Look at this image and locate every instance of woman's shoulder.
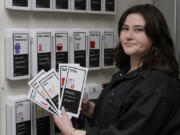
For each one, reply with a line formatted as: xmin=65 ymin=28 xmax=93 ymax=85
xmin=148 ymin=70 xmax=179 ymax=84
xmin=145 ymin=69 xmax=180 ymax=101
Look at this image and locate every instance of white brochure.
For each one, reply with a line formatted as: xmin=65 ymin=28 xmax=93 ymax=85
xmin=28 ymin=70 xmax=58 ymax=113
xmin=27 ymin=88 xmax=59 ymax=116
xmin=58 ymin=63 xmax=79 ymax=109
xmin=39 ymin=69 xmax=59 ymax=112
xmin=59 ymin=66 xmax=88 ymax=118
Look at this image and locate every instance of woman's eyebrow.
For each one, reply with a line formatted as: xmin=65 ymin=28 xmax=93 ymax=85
xmin=122 ymin=24 xmax=144 ymax=27
xmin=133 ymin=25 xmax=144 ymax=28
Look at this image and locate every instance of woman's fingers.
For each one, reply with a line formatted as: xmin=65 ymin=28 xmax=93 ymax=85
xmin=62 ymin=107 xmax=69 ymax=118
xmin=82 ymin=98 xmax=89 ymax=104
xmin=53 ymin=114 xmax=60 ymax=121
xmin=81 ymin=98 xmax=90 ymax=114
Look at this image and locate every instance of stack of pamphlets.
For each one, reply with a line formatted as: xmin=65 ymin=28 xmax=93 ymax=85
xmin=27 ymin=64 xmax=88 ymax=118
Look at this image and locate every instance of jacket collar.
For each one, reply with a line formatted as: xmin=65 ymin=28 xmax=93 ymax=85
xmin=119 ymin=67 xmax=151 ymax=79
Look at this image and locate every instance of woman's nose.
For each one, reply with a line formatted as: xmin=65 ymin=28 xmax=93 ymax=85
xmin=126 ymin=30 xmax=133 ymax=39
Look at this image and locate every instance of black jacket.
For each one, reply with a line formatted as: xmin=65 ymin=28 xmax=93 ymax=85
xmin=86 ymin=68 xmax=180 ymax=135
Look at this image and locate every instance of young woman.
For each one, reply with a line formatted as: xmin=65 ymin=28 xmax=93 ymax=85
xmin=54 ymin=4 xmax=180 ymax=135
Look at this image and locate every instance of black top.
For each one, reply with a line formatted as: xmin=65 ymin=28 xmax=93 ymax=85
xmin=86 ymin=68 xmax=180 ymax=135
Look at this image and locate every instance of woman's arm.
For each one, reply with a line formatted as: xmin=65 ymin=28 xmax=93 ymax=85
xmin=70 ymin=129 xmax=86 ymax=135
xmin=53 ymin=108 xmax=86 ymax=135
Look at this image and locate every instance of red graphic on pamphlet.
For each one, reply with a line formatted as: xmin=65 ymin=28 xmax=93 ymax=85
xmin=90 ymin=41 xmax=95 ymax=48
xmin=57 ymin=43 xmax=63 ymax=52
xmin=39 ymin=44 xmax=43 ymax=52
xmin=67 ymin=78 xmax=75 ymax=89
xmin=41 ymin=101 xmax=48 ymax=107
xmin=61 ymin=77 xmax=65 ymax=87
xmin=18 ymin=112 xmax=24 ymax=122
xmin=71 ymin=84 xmax=74 ymax=89
xmin=76 ymin=43 xmax=80 ymax=50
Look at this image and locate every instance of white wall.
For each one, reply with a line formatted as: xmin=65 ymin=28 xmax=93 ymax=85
xmin=0 ymin=0 xmax=153 ymax=134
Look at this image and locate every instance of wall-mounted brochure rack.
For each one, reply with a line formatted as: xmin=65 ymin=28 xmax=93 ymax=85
xmin=102 ymin=29 xmax=116 ymax=69
xmin=52 ymin=29 xmax=71 ymax=71
xmin=53 ymin=0 xmax=71 ymax=12
xmin=5 ymin=0 xmax=32 ymax=10
xmin=103 ymin=0 xmax=116 ymax=14
xmin=5 ymin=28 xmax=116 ymax=80
xmin=71 ymin=29 xmax=88 ymax=67
xmin=32 ymin=0 xmax=53 ymax=11
xmin=30 ymin=29 xmax=53 ymax=77
xmin=89 ymin=0 xmax=103 ymax=14
xmin=4 ymin=0 xmax=116 ymax=14
xmin=6 ymin=95 xmax=32 ymax=135
xmin=71 ymin=0 xmax=88 ymax=13
xmin=5 ymin=29 xmax=31 ymax=80
xmin=32 ymin=104 xmax=52 ymax=135
xmin=88 ymin=29 xmax=102 ymax=70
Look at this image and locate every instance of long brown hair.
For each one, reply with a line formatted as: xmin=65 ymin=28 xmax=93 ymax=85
xmin=114 ymin=4 xmax=179 ymax=78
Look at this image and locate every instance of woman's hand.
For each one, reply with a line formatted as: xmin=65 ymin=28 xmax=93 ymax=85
xmin=53 ymin=107 xmax=74 ymax=135
xmin=81 ymin=98 xmax=90 ymax=114
xmin=81 ymin=98 xmax=95 ymax=118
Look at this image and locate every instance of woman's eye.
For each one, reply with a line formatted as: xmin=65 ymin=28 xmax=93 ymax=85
xmin=121 ymin=27 xmax=128 ymax=31
xmin=135 ymin=28 xmax=144 ymax=32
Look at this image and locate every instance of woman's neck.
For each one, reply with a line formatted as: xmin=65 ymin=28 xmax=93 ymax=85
xmin=129 ymin=57 xmax=142 ymax=72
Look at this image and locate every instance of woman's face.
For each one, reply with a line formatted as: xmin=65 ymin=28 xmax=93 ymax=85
xmin=120 ymin=13 xmax=152 ymax=59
